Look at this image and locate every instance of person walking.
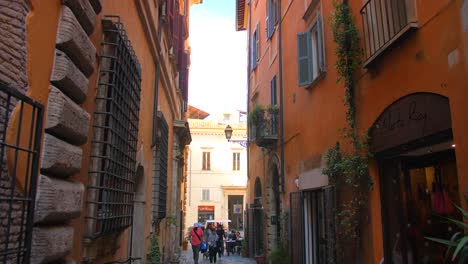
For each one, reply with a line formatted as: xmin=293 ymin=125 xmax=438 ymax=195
xmin=190 ymin=223 xmax=204 ymax=264
xmin=215 ymin=224 xmax=225 ymax=258
xmin=207 ymin=229 xmax=219 ymax=263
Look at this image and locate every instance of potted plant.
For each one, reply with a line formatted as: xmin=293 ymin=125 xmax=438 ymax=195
xmin=425 ymin=204 xmax=468 ymax=263
xmin=248 ymin=104 xmax=264 ymax=126
xmin=269 ymin=243 xmax=290 ymax=264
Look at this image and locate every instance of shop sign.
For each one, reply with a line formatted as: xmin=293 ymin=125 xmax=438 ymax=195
xmin=371 ymin=93 xmax=451 ymax=153
xmin=198 ymin=205 xmax=214 ymax=212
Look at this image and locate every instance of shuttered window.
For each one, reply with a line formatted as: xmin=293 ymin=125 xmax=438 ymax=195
xmin=270 ymin=75 xmax=277 ymax=106
xmin=266 ymin=0 xmax=276 ymax=39
xmin=233 ymin=152 xmax=241 ymax=171
xmin=202 ymin=189 xmax=210 ymax=201
xmin=153 ymin=112 xmax=169 ymax=220
xmin=202 ymin=152 xmax=211 ymax=171
xmin=252 ymin=24 xmax=260 ymax=70
xmin=297 ymin=15 xmax=325 ymax=86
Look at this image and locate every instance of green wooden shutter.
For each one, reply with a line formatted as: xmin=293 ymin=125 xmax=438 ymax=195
xmin=256 ymin=24 xmax=260 ymax=62
xmin=252 ymin=28 xmax=257 ymax=69
xmin=271 ymin=75 xmax=277 ymax=105
xmin=317 ymin=15 xmax=325 ymax=73
xmin=266 ymin=0 xmax=270 ymax=38
xmin=297 ymin=32 xmax=312 ymax=86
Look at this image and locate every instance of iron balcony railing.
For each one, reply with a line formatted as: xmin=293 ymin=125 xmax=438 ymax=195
xmin=253 ymin=109 xmax=279 ymax=148
xmin=360 ymin=0 xmax=418 ymax=66
xmin=0 ymin=83 xmax=44 ymax=263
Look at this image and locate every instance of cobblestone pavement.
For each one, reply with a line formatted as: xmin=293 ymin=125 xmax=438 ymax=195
xmin=180 ymin=249 xmax=256 ymax=264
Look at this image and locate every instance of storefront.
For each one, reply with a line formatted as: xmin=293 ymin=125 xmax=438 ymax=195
xmin=372 ymin=93 xmax=461 ymax=263
xmin=198 ymin=205 xmax=215 ymax=223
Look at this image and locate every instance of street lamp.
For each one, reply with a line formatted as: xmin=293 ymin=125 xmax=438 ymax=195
xmin=224 ymin=125 xmax=248 ymax=147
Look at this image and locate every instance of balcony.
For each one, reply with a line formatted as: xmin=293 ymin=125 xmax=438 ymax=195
xmin=360 ymin=0 xmax=418 ymax=66
xmin=250 ymin=108 xmax=279 ymax=148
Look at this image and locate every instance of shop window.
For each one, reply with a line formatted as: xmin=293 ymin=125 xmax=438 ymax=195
xmin=87 ymin=17 xmax=141 ymax=238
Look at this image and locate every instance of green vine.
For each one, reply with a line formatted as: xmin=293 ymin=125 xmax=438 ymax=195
xmin=247 ymin=104 xmax=279 ymax=125
xmin=323 ymin=0 xmax=373 ymax=248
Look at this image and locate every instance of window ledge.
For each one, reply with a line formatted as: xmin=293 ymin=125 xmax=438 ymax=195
xmin=363 ymin=22 xmax=418 ymax=68
xmin=303 ymin=71 xmax=326 ymax=90
xmin=303 ymin=0 xmax=320 ymax=21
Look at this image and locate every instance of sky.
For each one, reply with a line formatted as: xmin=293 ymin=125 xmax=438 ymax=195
xmin=189 ymin=0 xmax=247 ymax=115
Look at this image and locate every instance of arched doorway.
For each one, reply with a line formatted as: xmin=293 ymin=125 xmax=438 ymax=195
xmin=131 ymin=166 xmax=145 ymax=263
xmin=249 ymin=177 xmax=264 ymax=257
xmin=266 ymin=154 xmax=282 ymax=248
xmin=371 ymin=93 xmax=461 ymax=264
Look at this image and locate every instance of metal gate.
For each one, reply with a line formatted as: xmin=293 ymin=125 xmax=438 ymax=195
xmin=290 ymin=192 xmax=304 ymax=264
xmin=290 ymin=187 xmax=337 ymax=264
xmin=247 ymin=206 xmax=264 ymax=257
xmin=0 ymin=83 xmax=43 ymax=263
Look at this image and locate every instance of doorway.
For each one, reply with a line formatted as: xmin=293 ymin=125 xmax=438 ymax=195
xmin=228 ymin=195 xmax=244 ymax=230
xmin=131 ymin=166 xmax=145 ymax=263
xmin=372 ymin=93 xmax=461 ymax=264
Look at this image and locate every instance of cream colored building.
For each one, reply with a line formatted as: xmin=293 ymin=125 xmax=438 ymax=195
xmin=186 ymin=110 xmax=247 ymax=231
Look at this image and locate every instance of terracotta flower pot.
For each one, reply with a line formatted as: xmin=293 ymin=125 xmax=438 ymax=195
xmin=254 ymin=255 xmax=264 ymax=264
xmin=182 ymin=241 xmax=188 ymax=250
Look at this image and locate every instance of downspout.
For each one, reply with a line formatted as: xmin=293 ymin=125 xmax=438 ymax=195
xmin=278 ymin=0 xmax=285 ymax=197
xmin=247 ymin=2 xmax=252 ymax=189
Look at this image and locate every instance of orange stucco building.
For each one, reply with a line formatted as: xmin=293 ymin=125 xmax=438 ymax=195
xmin=237 ymin=0 xmax=468 ymax=263
xmin=0 ymin=0 xmax=195 ymax=263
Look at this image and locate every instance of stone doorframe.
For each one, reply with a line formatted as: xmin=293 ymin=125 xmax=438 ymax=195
xmin=265 ymin=153 xmax=283 ymax=252
xmin=131 ymin=165 xmax=146 ymax=263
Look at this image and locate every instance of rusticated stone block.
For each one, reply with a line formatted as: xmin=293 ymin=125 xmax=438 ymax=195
xmin=45 ymin=86 xmax=90 ymax=145
xmin=88 ymin=0 xmax=102 ymax=14
xmin=51 ymin=49 xmax=88 ymax=103
xmin=63 ymin=0 xmax=96 ymax=35
xmin=56 ymin=6 xmax=96 ymax=77
xmin=41 ymin=133 xmax=82 ymax=178
xmin=31 ymin=226 xmax=73 ymax=264
xmin=34 ymin=175 xmax=84 ymax=224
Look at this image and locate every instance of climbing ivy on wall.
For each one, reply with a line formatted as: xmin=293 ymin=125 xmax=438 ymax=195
xmin=323 ymin=0 xmax=373 ymax=250
xmin=147 ymin=235 xmax=161 ymax=264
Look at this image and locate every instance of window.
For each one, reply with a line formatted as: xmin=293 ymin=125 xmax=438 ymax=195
xmin=153 ymin=112 xmax=169 ymax=220
xmin=202 ymin=189 xmax=210 ymax=200
xmin=266 ymin=0 xmax=277 ymax=39
xmin=233 ymin=152 xmax=241 ymax=171
xmin=297 ymin=15 xmax=325 ymax=86
xmin=270 ymin=76 xmax=277 ymax=106
xmin=87 ymin=17 xmax=142 ymax=237
xmin=224 ymin=114 xmax=231 ymax=121
xmin=251 ymin=24 xmax=260 ymax=70
xmin=202 ymin=152 xmax=211 ymax=170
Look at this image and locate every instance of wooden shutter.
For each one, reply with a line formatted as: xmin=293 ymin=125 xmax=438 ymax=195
xmin=266 ymin=0 xmax=270 ymax=38
xmin=270 ymin=76 xmax=277 ymax=105
xmin=207 ymin=152 xmax=211 ymax=170
xmin=317 ymin=15 xmax=325 ymax=73
xmin=255 ymin=24 xmax=260 ymax=62
xmin=297 ymin=32 xmax=312 ymax=86
xmin=252 ymin=28 xmax=257 ymax=69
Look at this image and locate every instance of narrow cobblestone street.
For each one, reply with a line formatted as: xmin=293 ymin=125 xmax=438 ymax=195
xmin=180 ymin=250 xmax=256 ymax=264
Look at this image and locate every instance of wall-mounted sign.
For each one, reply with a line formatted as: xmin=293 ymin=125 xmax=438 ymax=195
xmin=233 ymin=204 xmax=242 ymax=214
xmin=198 ymin=205 xmax=214 ymax=212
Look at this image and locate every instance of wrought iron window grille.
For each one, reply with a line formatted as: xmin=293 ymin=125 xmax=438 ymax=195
xmin=152 ymin=112 xmax=168 ymax=221
xmin=86 ymin=16 xmax=142 ymax=239
xmin=0 ymin=82 xmax=44 ymax=263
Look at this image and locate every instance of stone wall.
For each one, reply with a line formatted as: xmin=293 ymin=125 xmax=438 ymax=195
xmin=30 ymin=1 xmax=101 ymax=263
xmin=0 ymin=1 xmax=30 ymax=263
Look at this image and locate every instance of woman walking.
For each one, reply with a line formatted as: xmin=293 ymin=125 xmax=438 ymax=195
xmin=190 ymin=223 xmax=204 ymax=264
xmin=207 ymin=229 xmax=219 ymax=263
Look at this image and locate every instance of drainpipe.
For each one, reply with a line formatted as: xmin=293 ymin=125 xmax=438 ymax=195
xmin=247 ymin=1 xmax=252 ymax=193
xmin=278 ymin=0 xmax=285 ymax=196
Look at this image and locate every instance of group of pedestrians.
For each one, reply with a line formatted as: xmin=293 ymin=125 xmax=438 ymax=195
xmin=189 ymin=222 xmax=241 ymax=264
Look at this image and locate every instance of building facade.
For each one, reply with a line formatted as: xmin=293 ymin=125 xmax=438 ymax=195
xmin=186 ymin=110 xmax=247 ymax=233
xmin=0 ymin=0 xmax=196 ymax=263
xmin=237 ymin=0 xmax=468 ymax=263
